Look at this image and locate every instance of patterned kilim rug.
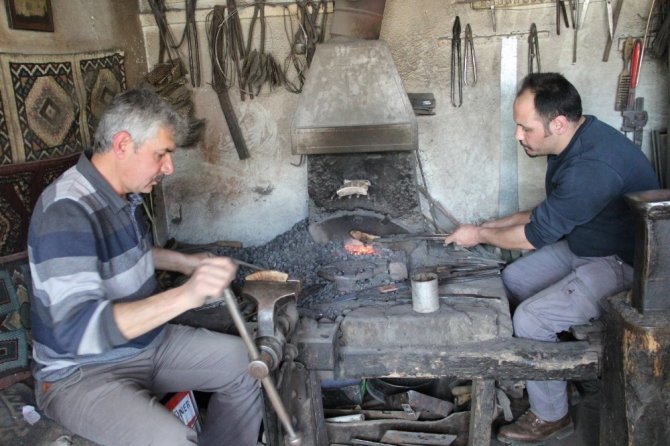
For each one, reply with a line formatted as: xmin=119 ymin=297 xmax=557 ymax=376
xmin=0 ymin=256 xmax=31 ymax=385
xmin=0 ymin=90 xmax=10 ymax=165
xmin=0 ymin=153 xmax=79 ymax=257
xmin=0 ymin=49 xmax=126 ymax=164
xmin=79 ymin=52 xmax=127 ymax=144
xmin=0 ymin=50 xmax=126 ymax=446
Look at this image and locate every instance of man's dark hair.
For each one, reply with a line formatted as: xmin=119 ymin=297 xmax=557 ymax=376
xmin=518 ymin=73 xmax=582 ymax=133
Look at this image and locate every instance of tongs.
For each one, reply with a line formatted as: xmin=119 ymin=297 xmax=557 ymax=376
xmin=451 ymin=16 xmax=462 ymax=107
xmin=556 ymin=0 xmax=569 ymax=35
xmin=463 ymin=23 xmax=476 ymax=86
xmin=350 ymin=230 xmax=450 ymax=245
xmin=528 ymin=23 xmax=541 ymax=74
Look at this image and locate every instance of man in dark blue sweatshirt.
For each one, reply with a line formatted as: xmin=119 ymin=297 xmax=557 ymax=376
xmin=445 ymin=72 xmax=659 ymax=444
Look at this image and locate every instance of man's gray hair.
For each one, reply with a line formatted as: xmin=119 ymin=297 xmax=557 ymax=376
xmin=92 ymin=88 xmax=194 ymax=153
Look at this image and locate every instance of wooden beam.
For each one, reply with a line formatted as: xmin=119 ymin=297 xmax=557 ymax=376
xmin=334 ymin=338 xmax=600 ymax=381
xmin=468 ymin=379 xmax=495 ymax=446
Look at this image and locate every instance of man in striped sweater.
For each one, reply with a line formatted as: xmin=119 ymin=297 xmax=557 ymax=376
xmin=28 ymin=89 xmax=262 ymax=445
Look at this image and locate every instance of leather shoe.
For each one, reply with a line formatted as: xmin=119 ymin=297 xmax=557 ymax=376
xmin=497 ymin=410 xmax=574 ymax=444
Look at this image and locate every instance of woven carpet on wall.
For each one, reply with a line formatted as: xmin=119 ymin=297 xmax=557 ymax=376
xmin=0 ymin=153 xmax=79 ymax=257
xmin=0 ymin=49 xmax=126 ymax=164
xmin=0 ymin=49 xmax=126 ymax=258
xmin=0 ymin=255 xmax=32 ymax=389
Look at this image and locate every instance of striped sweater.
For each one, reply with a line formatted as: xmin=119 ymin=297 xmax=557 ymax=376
xmin=28 ymin=152 xmax=164 ymax=382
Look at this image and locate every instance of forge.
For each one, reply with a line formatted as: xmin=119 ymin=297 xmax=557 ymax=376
xmin=170 ymin=37 xmax=515 ymax=446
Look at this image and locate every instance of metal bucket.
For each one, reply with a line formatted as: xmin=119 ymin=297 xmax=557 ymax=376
xmin=330 ymin=0 xmax=387 ymax=40
xmin=411 ymin=272 xmax=439 ymax=313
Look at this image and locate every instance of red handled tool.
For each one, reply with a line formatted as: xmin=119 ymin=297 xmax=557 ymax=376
xmin=626 ymin=39 xmax=642 ymax=110
xmin=621 ymin=38 xmax=648 ymax=147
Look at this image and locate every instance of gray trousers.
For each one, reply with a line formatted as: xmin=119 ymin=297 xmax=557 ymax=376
xmin=502 ymin=240 xmax=633 ymax=422
xmin=35 ymin=324 xmax=263 ymax=446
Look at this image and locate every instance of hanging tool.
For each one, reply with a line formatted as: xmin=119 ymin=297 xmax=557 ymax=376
xmin=580 ymin=0 xmax=590 ymax=29
xmin=571 ymin=0 xmax=579 ymax=64
xmin=626 ymin=39 xmax=642 ymax=111
xmin=490 ymin=3 xmax=496 ymax=33
xmin=206 ymin=4 xmax=251 ymax=160
xmin=528 ymin=23 xmax=541 ymax=74
xmin=556 ymin=0 xmax=569 ymax=35
xmin=606 ymin=0 xmax=614 ymax=40
xmin=463 ymin=23 xmax=477 ymax=86
xmin=451 ymin=16 xmax=463 ymax=107
xmin=622 ymin=97 xmax=648 ymax=147
xmin=639 ymin=0 xmax=658 ymax=90
xmin=615 ymin=37 xmax=634 ymax=111
xmin=603 ymin=0 xmax=623 ymax=61
xmin=567 ymin=0 xmax=577 ymax=28
xmin=621 ymin=39 xmax=648 ymax=147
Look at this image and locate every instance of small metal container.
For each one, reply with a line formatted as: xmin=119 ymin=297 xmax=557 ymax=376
xmin=411 ymin=272 xmax=439 ymax=313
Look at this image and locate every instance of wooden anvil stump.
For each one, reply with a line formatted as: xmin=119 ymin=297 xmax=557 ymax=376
xmin=600 ymin=293 xmax=670 ymax=446
xmin=601 ymin=188 xmax=670 ymax=446
xmin=625 ymin=189 xmax=670 ymax=313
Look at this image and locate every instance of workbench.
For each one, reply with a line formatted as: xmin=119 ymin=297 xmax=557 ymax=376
xmin=288 ymin=275 xmax=600 ymax=446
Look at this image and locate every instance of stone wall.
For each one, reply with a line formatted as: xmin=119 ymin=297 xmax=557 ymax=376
xmin=141 ymin=0 xmax=668 ymax=247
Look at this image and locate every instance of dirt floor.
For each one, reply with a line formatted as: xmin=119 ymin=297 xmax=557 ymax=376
xmin=1 ymin=379 xmax=601 ymax=446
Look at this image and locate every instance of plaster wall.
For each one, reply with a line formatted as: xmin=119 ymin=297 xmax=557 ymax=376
xmin=0 ymin=0 xmax=147 ymax=87
xmin=140 ymin=0 xmax=668 ymax=246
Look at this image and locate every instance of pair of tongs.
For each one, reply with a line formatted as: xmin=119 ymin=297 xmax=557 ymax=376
xmin=350 ymin=230 xmax=450 ymax=245
xmin=463 ymin=23 xmax=476 ymax=86
xmin=528 ymin=23 xmax=541 ymax=74
xmin=451 ymin=16 xmax=462 ymax=107
xmin=556 ymin=0 xmax=569 ymax=34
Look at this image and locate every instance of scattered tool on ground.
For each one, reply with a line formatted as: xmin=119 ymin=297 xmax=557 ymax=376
xmin=451 ymin=16 xmax=463 ymax=107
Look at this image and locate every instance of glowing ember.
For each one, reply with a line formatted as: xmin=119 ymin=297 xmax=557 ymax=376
xmin=344 ymin=240 xmax=380 ymax=256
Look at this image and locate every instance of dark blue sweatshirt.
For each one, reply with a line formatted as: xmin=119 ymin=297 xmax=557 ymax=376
xmin=524 ymin=116 xmax=659 ymax=265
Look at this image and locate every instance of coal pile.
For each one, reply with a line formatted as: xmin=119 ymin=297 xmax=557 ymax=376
xmin=308 ymin=152 xmax=419 ymax=218
xmin=212 ymin=219 xmax=407 ymax=315
xmin=216 ymin=219 xmax=334 ymax=287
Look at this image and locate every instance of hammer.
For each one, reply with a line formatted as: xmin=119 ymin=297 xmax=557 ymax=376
xmin=221 ymin=288 xmax=302 ymax=446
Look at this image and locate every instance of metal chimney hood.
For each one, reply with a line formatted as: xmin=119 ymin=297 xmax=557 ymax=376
xmin=291 ymin=38 xmax=418 ymax=155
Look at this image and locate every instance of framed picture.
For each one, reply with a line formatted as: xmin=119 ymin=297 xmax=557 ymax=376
xmin=5 ymin=0 xmax=54 ymax=32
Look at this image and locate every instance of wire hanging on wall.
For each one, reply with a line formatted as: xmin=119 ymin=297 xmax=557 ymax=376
xmin=147 ymin=0 xmax=201 ymax=88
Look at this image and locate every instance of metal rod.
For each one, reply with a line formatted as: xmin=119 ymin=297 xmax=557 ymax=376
xmin=638 ymin=0 xmax=657 ymax=88
xmin=221 ymin=288 xmax=302 ymax=445
xmin=231 ymin=258 xmax=265 ymax=271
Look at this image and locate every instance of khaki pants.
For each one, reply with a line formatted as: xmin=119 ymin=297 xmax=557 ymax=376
xmin=36 ymin=324 xmax=263 ymax=446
